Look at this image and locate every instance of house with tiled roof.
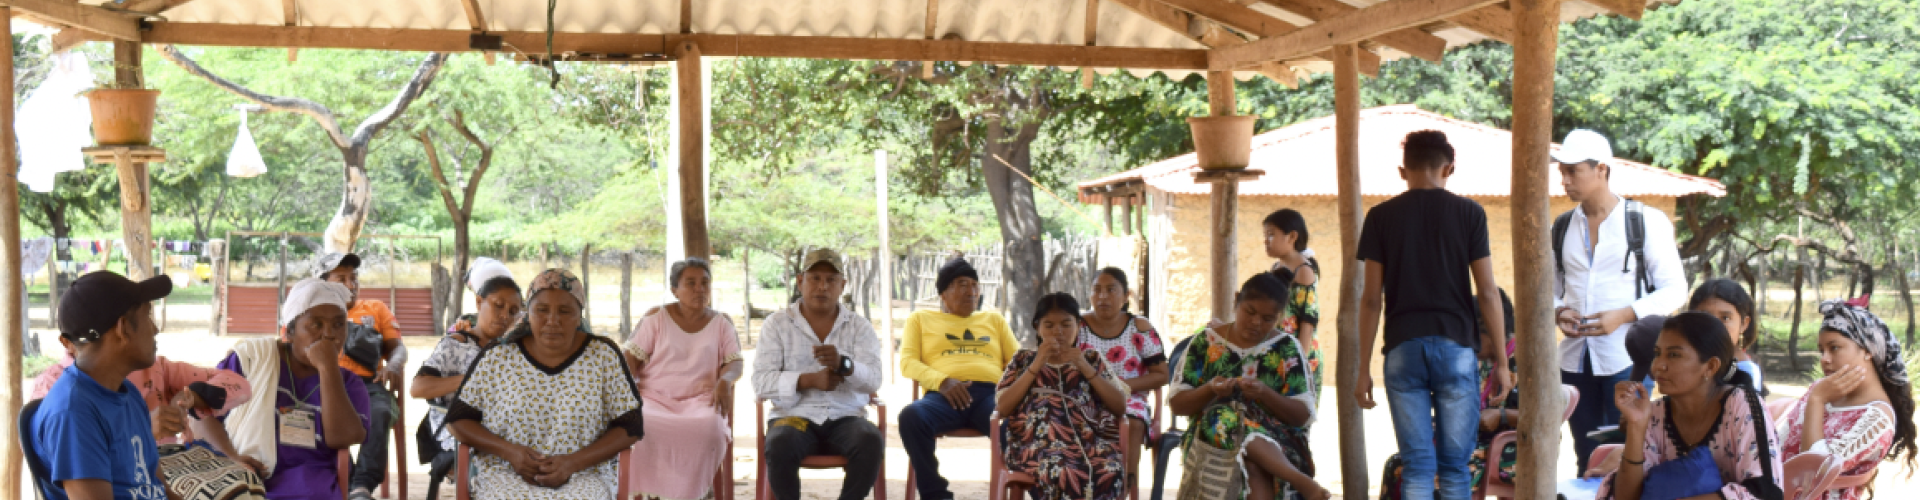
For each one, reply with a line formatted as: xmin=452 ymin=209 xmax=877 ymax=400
xmin=1078 ymin=105 xmax=1725 ymax=369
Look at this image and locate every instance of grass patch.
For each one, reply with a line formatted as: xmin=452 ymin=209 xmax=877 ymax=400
xmin=22 ymin=354 xmax=57 ymax=379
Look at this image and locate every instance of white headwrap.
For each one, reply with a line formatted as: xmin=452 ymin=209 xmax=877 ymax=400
xmin=466 ymin=257 xmax=514 ymax=294
xmin=278 ymin=278 xmax=353 ymax=327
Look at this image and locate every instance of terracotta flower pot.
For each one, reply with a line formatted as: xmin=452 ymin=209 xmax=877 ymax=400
xmin=1187 ymin=115 xmax=1255 ymax=170
xmin=85 ymin=89 xmax=161 ymax=146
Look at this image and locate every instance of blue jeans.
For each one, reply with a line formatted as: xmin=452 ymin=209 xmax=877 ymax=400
xmin=1385 ymin=337 xmax=1481 ymax=500
xmin=1563 ymin=365 xmax=1632 ymax=475
xmin=899 ymin=382 xmax=996 ymax=500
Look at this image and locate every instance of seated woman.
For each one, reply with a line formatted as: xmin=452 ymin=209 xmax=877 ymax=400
xmin=1598 ymin=312 xmax=1782 ymax=500
xmin=1689 ymin=279 xmax=1767 ymax=394
xmin=999 ymin=292 xmax=1131 ymax=499
xmin=412 ymin=259 xmax=520 ymax=500
xmin=34 ymin=294 xmax=262 ymax=500
xmin=1379 ymin=289 xmax=1516 ymax=500
xmin=1777 ymin=301 xmax=1916 ymax=500
xmin=623 ymin=259 xmax=743 ymax=500
xmin=217 ymin=278 xmax=372 ymax=500
xmin=447 ymin=269 xmax=644 ymax=500
xmin=1169 ymin=273 xmax=1329 ymax=500
xmin=1077 ymin=267 xmax=1166 ymax=490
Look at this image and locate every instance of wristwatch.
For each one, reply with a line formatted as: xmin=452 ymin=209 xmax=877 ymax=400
xmin=837 ymin=355 xmax=854 ymax=376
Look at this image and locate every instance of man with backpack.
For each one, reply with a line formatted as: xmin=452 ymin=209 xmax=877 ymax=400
xmin=1550 ymin=130 xmax=1687 ymax=475
xmin=314 ymin=253 xmax=408 ymax=500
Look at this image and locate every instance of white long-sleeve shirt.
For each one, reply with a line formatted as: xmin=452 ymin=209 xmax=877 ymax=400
xmin=1554 ymin=195 xmax=1688 ymax=375
xmin=751 ymin=302 xmax=884 ymax=422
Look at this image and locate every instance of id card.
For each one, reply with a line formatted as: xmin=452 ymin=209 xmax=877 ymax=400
xmin=279 ymin=408 xmax=318 ymax=448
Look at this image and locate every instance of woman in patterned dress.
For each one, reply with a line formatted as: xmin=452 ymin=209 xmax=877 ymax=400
xmin=1078 ymin=267 xmax=1166 ymax=491
xmin=1261 ymin=209 xmax=1323 ymax=387
xmin=1170 ymin=273 xmax=1329 ymax=500
xmin=1777 ymin=301 xmax=1916 ymax=500
xmin=447 ymin=269 xmax=644 ymax=500
xmin=623 ymin=259 xmax=743 ymax=500
xmin=411 ymin=260 xmax=519 ymax=500
xmin=998 ymin=292 xmax=1131 ymax=500
xmin=1598 ymin=312 xmax=1782 ymax=500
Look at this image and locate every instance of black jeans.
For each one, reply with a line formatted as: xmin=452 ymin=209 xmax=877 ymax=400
xmin=764 ymin=416 xmax=885 ymax=500
xmin=349 ymin=379 xmax=395 ymax=492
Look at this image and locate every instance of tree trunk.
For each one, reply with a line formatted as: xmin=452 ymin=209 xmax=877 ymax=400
xmin=1757 ymin=251 xmax=1769 ymax=317
xmin=1901 ymin=246 xmax=1916 ymax=344
xmin=1789 ymin=249 xmax=1807 ymax=372
xmin=449 ymin=220 xmax=468 ymax=321
xmin=980 ymin=117 xmax=1045 ymax=342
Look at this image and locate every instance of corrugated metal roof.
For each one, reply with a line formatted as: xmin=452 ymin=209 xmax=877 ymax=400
xmin=1077 ymin=104 xmax=1727 ymax=200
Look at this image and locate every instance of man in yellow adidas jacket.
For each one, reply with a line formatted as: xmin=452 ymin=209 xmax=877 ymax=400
xmin=899 ymin=257 xmax=1019 ymax=500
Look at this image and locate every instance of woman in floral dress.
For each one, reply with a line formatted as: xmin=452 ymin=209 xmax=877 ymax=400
xmin=999 ymin=292 xmax=1131 ymax=500
xmin=1170 ymin=273 xmax=1328 ymax=500
xmin=1262 ymin=209 xmax=1324 ymax=386
xmin=1079 ymin=267 xmax=1167 ymax=489
xmin=1777 ymin=301 xmax=1916 ymax=500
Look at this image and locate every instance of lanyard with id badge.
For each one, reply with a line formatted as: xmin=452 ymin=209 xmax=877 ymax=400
xmin=278 ymin=361 xmax=322 ymax=448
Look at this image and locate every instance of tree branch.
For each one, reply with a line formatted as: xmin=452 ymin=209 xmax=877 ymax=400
xmin=155 ymin=45 xmax=351 ymax=149
xmin=445 ymin=109 xmax=496 ymax=217
xmin=416 ymin=129 xmax=466 ymax=226
xmin=351 ymin=53 xmax=451 ymax=147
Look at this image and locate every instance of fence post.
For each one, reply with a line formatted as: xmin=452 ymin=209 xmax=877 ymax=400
xmin=621 ymin=251 xmax=634 ymax=337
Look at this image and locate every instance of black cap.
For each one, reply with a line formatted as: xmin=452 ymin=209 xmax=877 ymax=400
xmin=935 ymin=258 xmax=979 ymax=293
xmin=1626 ymin=314 xmax=1667 ymax=381
xmin=59 ymin=272 xmax=172 ymax=344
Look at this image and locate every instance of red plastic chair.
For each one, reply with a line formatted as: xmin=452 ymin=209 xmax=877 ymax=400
xmin=1480 ymin=385 xmax=1579 ymax=500
xmin=1782 ymin=451 xmax=1836 ymax=500
xmin=903 ymin=381 xmax=996 ymax=500
xmin=1584 ymin=445 xmax=1624 ymax=479
xmin=337 ymin=450 xmax=353 ymax=500
xmin=454 ymin=443 xmax=634 ymax=500
xmin=754 ymin=394 xmax=888 ymax=500
xmin=379 ymin=376 xmax=408 ymax=500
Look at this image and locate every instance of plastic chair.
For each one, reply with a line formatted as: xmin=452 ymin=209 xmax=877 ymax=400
xmin=754 ymin=394 xmax=888 ymax=500
xmin=632 ymin=391 xmax=734 ymax=500
xmin=903 ymin=381 xmax=999 ymax=500
xmin=20 ymin=399 xmax=57 ymax=500
xmin=454 ymin=443 xmax=634 ymax=500
xmin=1782 ymin=451 xmax=1836 ymax=500
xmin=1765 ymin=397 xmax=1798 ymax=422
xmin=379 ymin=375 xmax=408 ymax=500
xmin=1150 ymin=335 xmax=1195 ymax=500
xmin=1585 ymin=444 xmax=1624 ymax=479
xmin=1480 ymin=385 xmax=1579 ymax=500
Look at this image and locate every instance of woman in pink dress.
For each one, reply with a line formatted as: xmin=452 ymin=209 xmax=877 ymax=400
xmin=623 ymin=258 xmax=743 ymax=500
xmin=1778 ymin=301 xmax=1916 ymax=500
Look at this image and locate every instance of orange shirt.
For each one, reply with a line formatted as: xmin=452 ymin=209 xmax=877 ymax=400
xmin=339 ymin=299 xmax=402 ymax=377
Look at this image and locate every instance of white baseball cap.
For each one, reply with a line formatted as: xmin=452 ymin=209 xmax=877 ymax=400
xmin=1551 ymin=129 xmax=1613 ymax=166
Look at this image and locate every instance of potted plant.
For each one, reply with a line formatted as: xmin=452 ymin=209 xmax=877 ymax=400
xmin=1187 ymin=115 xmax=1255 ymax=170
xmin=85 ymin=63 xmax=161 ymax=146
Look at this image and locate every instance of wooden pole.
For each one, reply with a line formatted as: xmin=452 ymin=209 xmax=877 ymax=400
xmin=112 ymin=41 xmax=155 ymax=282
xmin=1103 ymin=195 xmax=1115 ymax=234
xmin=0 ymin=10 xmax=26 ymax=499
xmin=676 ymin=41 xmax=711 ymax=261
xmin=1122 ymin=197 xmax=1135 ymax=236
xmin=211 ymin=239 xmax=228 ymax=336
xmin=877 ymin=149 xmax=895 ymax=382
xmin=1205 ymin=70 xmax=1237 ymax=321
xmin=620 ymin=251 xmax=633 ymax=336
xmin=1330 ymin=43 xmax=1369 ymax=500
xmin=1510 ymin=0 xmax=1564 ymax=496
xmin=580 ymin=243 xmax=591 ymax=329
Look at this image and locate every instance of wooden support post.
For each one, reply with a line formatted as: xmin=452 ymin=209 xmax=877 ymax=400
xmin=112 ymin=41 xmax=156 ymax=281
xmin=1134 ymin=195 xmax=1145 ymax=236
xmin=1103 ymin=195 xmax=1115 ymax=234
xmin=621 ymin=251 xmax=633 ymax=336
xmin=0 ymin=11 xmax=24 ymax=499
xmin=1205 ymin=70 xmax=1237 ymax=321
xmin=210 ymin=239 xmax=228 ymax=336
xmin=580 ymin=243 xmax=591 ymax=327
xmin=675 ymin=42 xmax=712 ymax=261
xmin=1122 ymin=198 xmax=1136 ymax=236
xmin=1330 ymin=43 xmax=1369 ymax=500
xmin=1509 ymin=0 xmax=1564 ymax=496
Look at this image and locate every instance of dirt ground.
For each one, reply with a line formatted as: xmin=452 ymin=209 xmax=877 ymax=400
xmin=16 ymin=301 xmax=1917 ymax=500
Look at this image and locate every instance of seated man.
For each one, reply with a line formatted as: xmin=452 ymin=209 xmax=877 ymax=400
xmin=899 ymin=258 xmax=1020 ymax=500
xmin=27 ymin=271 xmax=174 ymax=500
xmin=752 ymin=249 xmax=886 ymax=500
xmin=312 ymin=253 xmax=408 ymax=500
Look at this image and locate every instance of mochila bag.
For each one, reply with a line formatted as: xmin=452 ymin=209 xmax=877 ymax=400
xmin=342 ymin=316 xmax=384 ymax=372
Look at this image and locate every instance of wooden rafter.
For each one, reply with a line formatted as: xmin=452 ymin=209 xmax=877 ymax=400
xmin=4 ymin=0 xmax=140 ymax=41
xmin=923 ymin=0 xmax=937 ymax=78
xmin=1082 ymin=0 xmax=1097 ymax=87
xmin=1441 ymin=2 xmax=1514 ymax=43
xmin=1251 ymin=0 xmax=1449 ymax=60
xmin=680 ymin=0 xmax=693 ymax=33
xmin=460 ymin=0 xmax=488 ymax=31
xmin=1106 ymin=0 xmax=1377 ymax=79
xmin=1210 ymin=0 xmax=1501 ymax=70
xmin=137 ymin=23 xmax=1214 ymax=70
xmin=283 ymin=0 xmax=299 ymax=61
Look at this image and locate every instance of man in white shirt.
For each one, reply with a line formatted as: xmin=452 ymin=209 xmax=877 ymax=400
xmin=1551 ymin=129 xmax=1688 ymax=474
xmin=752 ymin=248 xmax=885 ymax=500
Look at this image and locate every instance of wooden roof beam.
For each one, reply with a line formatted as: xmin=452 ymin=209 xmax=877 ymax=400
xmin=139 ymin=23 xmax=1214 ymax=70
xmin=1443 ymin=3 xmax=1514 ymax=44
xmin=1581 ymin=0 xmax=1645 ymax=20
xmin=1106 ymin=0 xmax=1376 ymax=78
xmin=1162 ymin=0 xmax=1445 ymax=61
xmin=460 ymin=0 xmax=487 ymax=31
xmin=1210 ymin=0 xmax=1501 ymax=70
xmin=4 ymin=0 xmax=141 ymax=41
xmin=117 ymin=0 xmax=199 ymax=14
xmin=1255 ymin=0 xmax=1449 ymax=60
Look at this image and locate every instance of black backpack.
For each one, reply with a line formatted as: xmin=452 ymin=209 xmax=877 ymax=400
xmin=342 ymin=315 xmax=385 ymax=374
xmin=1552 ymin=200 xmax=1654 ymax=298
